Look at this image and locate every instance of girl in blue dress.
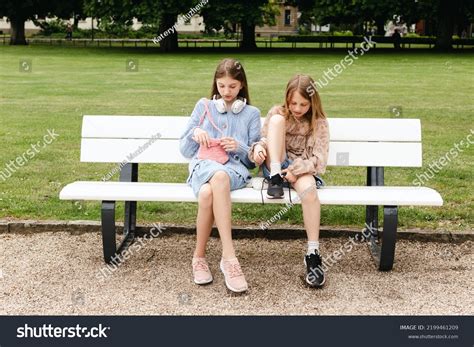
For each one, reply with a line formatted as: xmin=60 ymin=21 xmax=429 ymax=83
xmin=179 ymin=58 xmax=261 ymax=293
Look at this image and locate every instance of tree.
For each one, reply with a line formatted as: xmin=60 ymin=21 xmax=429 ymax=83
xmin=433 ymin=0 xmax=473 ymax=50
xmin=309 ymin=0 xmax=419 ymax=35
xmin=84 ymin=0 xmax=198 ymax=52
xmin=0 ymin=0 xmax=86 ymax=45
xmin=201 ymin=0 xmax=279 ymax=50
xmin=308 ymin=0 xmax=474 ymax=49
xmin=54 ymin=0 xmax=86 ymax=29
xmin=309 ymin=0 xmax=367 ymax=34
xmin=286 ymin=0 xmax=316 ymax=33
xmin=0 ymin=0 xmax=56 ymax=44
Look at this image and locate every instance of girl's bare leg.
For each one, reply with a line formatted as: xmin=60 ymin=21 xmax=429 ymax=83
xmin=208 ymin=171 xmax=235 ymax=259
xmin=265 ymin=114 xmax=287 ymax=169
xmin=292 ymin=174 xmax=321 ymax=242
xmin=194 ymin=183 xmax=214 ymax=258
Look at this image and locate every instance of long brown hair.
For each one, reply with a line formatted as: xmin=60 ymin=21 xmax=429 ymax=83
xmin=210 ymin=58 xmax=251 ymax=104
xmin=281 ymin=74 xmax=326 ymax=136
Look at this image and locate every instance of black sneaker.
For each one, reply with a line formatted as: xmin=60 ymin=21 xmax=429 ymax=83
xmin=266 ymin=174 xmax=284 ymax=199
xmin=304 ymin=251 xmax=325 ymax=288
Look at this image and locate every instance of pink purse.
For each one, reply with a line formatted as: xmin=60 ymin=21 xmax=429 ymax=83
xmin=196 ymin=100 xmax=229 ymax=164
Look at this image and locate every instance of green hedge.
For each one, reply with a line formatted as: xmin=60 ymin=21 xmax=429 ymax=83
xmin=278 ymin=35 xmax=474 ymax=45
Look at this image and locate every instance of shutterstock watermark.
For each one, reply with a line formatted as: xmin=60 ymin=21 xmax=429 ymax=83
xmin=152 ymin=0 xmax=209 ymax=44
xmin=101 ymin=132 xmax=161 ymax=181
xmin=307 ymin=224 xmax=373 ymax=283
xmin=306 ymin=36 xmax=376 ymax=95
xmin=412 ymin=129 xmax=473 ymax=187
xmin=389 ymin=106 xmax=403 ymax=118
xmin=17 ymin=324 xmax=109 ymax=338
xmin=0 ymin=129 xmax=60 ymax=182
xmin=178 ymin=292 xmax=192 ymax=305
xmin=19 ymin=59 xmax=32 ymax=73
xmin=96 ymin=222 xmax=166 ymax=281
xmin=72 ymin=289 xmax=86 ymax=306
xmin=125 ymin=58 xmax=138 ymax=72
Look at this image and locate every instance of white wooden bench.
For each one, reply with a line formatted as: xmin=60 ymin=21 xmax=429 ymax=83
xmin=59 ymin=116 xmax=443 ymax=271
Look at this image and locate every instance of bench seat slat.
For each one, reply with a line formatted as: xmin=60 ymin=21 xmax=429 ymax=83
xmin=59 ymin=182 xmax=443 ymax=206
xmin=80 ymin=139 xmax=422 ymax=167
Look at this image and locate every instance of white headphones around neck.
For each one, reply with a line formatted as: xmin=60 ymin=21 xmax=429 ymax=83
xmin=213 ymin=95 xmax=247 ymax=114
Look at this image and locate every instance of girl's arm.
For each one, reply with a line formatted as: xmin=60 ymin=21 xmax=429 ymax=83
xmin=236 ymin=109 xmax=261 ymax=169
xmin=179 ymin=98 xmax=205 ymax=158
xmin=287 ymin=117 xmax=330 ymax=176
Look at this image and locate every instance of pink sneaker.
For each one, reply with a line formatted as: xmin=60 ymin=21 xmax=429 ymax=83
xmin=220 ymin=258 xmax=248 ymax=293
xmin=192 ymin=257 xmax=213 ymax=285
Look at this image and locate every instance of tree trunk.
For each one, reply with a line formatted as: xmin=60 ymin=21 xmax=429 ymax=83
xmin=375 ymin=18 xmax=386 ymax=36
xmin=10 ymin=16 xmax=27 ymax=45
xmin=425 ymin=19 xmax=434 ymax=36
xmin=352 ymin=22 xmax=364 ymax=36
xmin=240 ymin=22 xmax=256 ymax=50
xmin=434 ymin=0 xmax=458 ymax=50
xmin=158 ymin=13 xmax=179 ymax=52
xmin=73 ymin=14 xmax=79 ymax=30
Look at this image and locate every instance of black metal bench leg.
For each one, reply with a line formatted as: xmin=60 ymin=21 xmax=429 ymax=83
xmin=100 ymin=200 xmax=137 ymax=264
xmin=97 ymin=163 xmax=139 ymax=265
xmin=365 ymin=166 xmax=383 ymax=237
xmin=101 ymin=200 xmax=117 ymax=263
xmin=366 ymin=205 xmax=380 ymax=263
xmin=379 ymin=206 xmax=398 ymax=271
xmin=117 ymin=201 xmax=137 ymax=256
xmin=365 ymin=167 xmax=399 ymax=270
xmin=119 ymin=163 xmax=138 ymax=255
xmin=365 ymin=205 xmax=379 ymax=235
xmin=123 ymin=200 xmax=137 ymax=235
xmin=367 ymin=205 xmax=399 ymax=271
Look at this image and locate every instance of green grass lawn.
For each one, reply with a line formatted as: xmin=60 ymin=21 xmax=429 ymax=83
xmin=0 ymin=45 xmax=472 ymax=232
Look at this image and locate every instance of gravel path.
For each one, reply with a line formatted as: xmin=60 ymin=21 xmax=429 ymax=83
xmin=0 ymin=232 xmax=472 ymax=315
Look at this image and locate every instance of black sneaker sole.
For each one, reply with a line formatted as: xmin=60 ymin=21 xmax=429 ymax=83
xmin=266 ymin=193 xmax=284 ymax=199
xmin=305 ymin=275 xmax=326 ymax=288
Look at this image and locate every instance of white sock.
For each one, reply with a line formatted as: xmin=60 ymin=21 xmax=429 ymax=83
xmin=307 ymin=241 xmax=320 ymax=255
xmin=270 ymin=162 xmax=281 ymax=177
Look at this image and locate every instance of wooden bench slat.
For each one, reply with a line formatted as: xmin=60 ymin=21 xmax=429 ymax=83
xmin=82 ymin=116 xmax=189 ymax=139
xmin=82 ymin=116 xmax=421 ymax=142
xmin=80 ymin=139 xmax=187 ymax=164
xmin=80 ymin=139 xmax=422 ymax=167
xmin=328 ymin=118 xmax=421 ymax=142
xmin=328 ymin=141 xmax=422 ymax=167
xmin=59 ymin=182 xmax=443 ymax=206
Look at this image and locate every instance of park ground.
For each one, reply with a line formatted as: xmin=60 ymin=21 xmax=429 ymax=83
xmin=0 ymin=231 xmax=472 ymax=315
xmin=0 ymin=46 xmax=472 ymax=232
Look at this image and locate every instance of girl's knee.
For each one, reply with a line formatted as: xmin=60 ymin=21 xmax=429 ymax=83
xmin=210 ymin=170 xmax=230 ymax=188
xmin=269 ymin=113 xmax=285 ymax=126
xmin=300 ymin=188 xmax=319 ymax=205
xmin=296 ymin=175 xmax=319 ymax=204
xmin=198 ymin=184 xmax=213 ymax=206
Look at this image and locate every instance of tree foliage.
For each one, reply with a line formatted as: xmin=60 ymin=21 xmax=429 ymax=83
xmin=201 ymin=0 xmax=279 ymax=49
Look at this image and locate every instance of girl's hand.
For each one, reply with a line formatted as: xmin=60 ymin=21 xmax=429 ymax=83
xmin=253 ymin=144 xmax=267 ymax=165
xmin=220 ymin=137 xmax=239 ymax=152
xmin=282 ymin=169 xmax=297 ymax=183
xmin=192 ymin=128 xmax=210 ymax=148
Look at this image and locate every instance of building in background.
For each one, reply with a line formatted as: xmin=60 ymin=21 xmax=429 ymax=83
xmin=257 ymin=4 xmax=298 ymax=36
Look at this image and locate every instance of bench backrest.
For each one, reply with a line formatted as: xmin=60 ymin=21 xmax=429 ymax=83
xmin=80 ymin=116 xmax=422 ymax=167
